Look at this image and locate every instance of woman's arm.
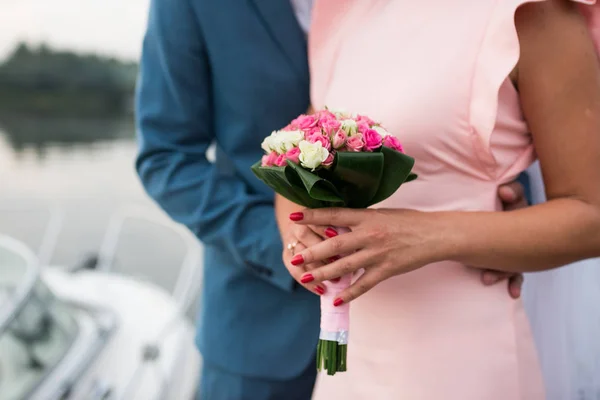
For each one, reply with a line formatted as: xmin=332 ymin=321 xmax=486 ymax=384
xmin=448 ymin=0 xmax=600 ymax=271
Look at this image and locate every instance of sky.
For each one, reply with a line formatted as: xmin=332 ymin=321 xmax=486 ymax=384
xmin=0 ymin=0 xmax=150 ymax=61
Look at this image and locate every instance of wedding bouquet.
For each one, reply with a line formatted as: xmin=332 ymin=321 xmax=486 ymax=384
xmin=251 ymin=108 xmax=416 ymax=375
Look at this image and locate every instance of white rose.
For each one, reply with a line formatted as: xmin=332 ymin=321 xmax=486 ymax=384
xmin=277 ymin=130 xmax=305 ymax=153
xmin=261 ymin=131 xmax=277 ymax=153
xmin=298 ymin=140 xmax=330 ymax=170
xmin=269 ymin=131 xmax=286 ymax=154
xmin=341 ymin=119 xmax=358 ymax=136
xmin=372 ymin=125 xmax=389 ymax=138
xmin=267 ymin=130 xmax=305 ymax=154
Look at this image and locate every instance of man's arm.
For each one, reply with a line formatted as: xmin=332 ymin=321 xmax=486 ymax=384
xmin=135 ymin=0 xmax=294 ymax=292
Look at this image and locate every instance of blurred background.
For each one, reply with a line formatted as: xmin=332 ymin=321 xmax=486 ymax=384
xmin=0 ymin=0 xmax=194 ymax=295
xmin=1 ymin=2 xmax=204 ymax=398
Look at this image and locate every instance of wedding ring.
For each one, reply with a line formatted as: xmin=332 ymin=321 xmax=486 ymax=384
xmin=287 ymin=241 xmax=298 ymax=255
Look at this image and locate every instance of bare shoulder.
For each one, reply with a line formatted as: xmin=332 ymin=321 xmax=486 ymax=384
xmin=512 ymin=0 xmax=600 ymax=201
xmin=513 ymin=0 xmax=598 ymax=99
xmin=509 ymin=0 xmax=593 ymax=88
xmin=515 ymin=0 xmax=592 ymax=54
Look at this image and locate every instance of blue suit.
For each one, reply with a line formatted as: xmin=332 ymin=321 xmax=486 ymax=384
xmin=135 ymin=0 xmax=319 ymax=398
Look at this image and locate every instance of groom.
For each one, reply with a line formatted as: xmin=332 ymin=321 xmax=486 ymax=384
xmin=134 ymin=0 xmax=529 ymax=398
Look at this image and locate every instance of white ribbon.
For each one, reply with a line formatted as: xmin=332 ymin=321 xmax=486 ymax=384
xmin=319 ymin=329 xmax=349 ymax=345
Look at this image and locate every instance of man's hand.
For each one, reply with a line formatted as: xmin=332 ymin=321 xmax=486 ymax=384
xmin=480 ymin=180 xmax=529 ymax=298
xmin=482 ymin=270 xmax=524 ymax=299
xmin=498 ymin=180 xmax=528 ymax=211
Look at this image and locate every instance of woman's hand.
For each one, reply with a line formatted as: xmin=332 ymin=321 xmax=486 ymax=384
xmin=287 ymin=208 xmax=450 ymax=305
xmin=280 ymin=220 xmax=338 ymax=296
xmin=286 ymin=178 xmax=528 ymax=301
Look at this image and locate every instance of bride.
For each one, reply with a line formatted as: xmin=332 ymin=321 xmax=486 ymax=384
xmin=275 ymin=0 xmax=600 ymax=398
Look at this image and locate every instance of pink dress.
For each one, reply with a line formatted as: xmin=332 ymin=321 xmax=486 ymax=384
xmin=309 ymin=0 xmax=600 ymax=399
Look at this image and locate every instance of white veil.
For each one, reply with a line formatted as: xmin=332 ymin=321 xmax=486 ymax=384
xmin=522 ymin=161 xmax=600 ymax=400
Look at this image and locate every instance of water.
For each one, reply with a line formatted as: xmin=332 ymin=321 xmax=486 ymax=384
xmin=0 ymin=114 xmax=201 ymax=304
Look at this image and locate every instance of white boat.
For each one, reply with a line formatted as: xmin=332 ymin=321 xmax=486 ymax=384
xmin=0 ymin=206 xmax=202 ymax=400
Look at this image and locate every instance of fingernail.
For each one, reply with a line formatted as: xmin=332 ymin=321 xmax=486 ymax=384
xmin=330 ymin=278 xmax=341 ymax=283
xmin=512 ymin=287 xmax=521 ymax=298
xmin=484 ymin=277 xmax=497 ymax=285
xmin=291 ymin=254 xmax=304 ymax=266
xmin=333 ymin=298 xmax=344 ymax=307
xmin=328 ymin=256 xmax=341 ymax=263
xmin=507 ymin=189 xmax=517 ymax=201
xmin=289 ymin=212 xmax=304 ymax=221
xmin=325 ymin=227 xmax=338 ymax=238
xmin=315 ymin=286 xmax=325 ymax=295
xmin=483 ymin=273 xmax=498 ymax=285
xmin=301 ymin=274 xmax=314 ymax=284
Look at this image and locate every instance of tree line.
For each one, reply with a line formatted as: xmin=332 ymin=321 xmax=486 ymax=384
xmin=0 ymin=43 xmax=138 ymax=116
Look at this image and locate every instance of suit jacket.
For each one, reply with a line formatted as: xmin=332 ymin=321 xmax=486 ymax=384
xmin=135 ymin=0 xmax=319 ymax=379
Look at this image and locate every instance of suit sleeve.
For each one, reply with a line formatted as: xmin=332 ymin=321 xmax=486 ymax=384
xmin=135 ymin=0 xmax=295 ymax=292
xmin=517 ymin=172 xmax=533 ymax=206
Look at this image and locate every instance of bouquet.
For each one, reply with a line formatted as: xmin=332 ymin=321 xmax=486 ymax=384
xmin=251 ymin=108 xmax=416 ymax=375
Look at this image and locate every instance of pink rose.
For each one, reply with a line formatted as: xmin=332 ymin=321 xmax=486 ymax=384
xmin=383 ymin=135 xmax=404 ymax=153
xmin=274 ymin=154 xmax=287 ymax=167
xmin=356 ymin=114 xmax=376 ymax=126
xmin=364 ymin=129 xmax=383 ymax=151
xmin=345 ymin=134 xmax=364 ymax=152
xmin=307 ymin=133 xmax=332 ymax=150
xmin=261 ymin=151 xmax=279 ymax=166
xmin=332 ymin=129 xmax=348 ymax=149
xmin=316 ymin=109 xmax=336 ymax=120
xmin=281 ymin=123 xmax=294 ymax=131
xmin=306 ymin=126 xmax=323 ymax=137
xmin=322 ymin=152 xmax=335 ymax=168
xmin=357 ymin=121 xmax=370 ymax=135
xmin=261 ymin=155 xmax=270 ymax=166
xmin=291 ymin=114 xmax=317 ymax=130
xmin=285 ymin=147 xmax=301 ymax=164
xmin=319 ymin=116 xmax=342 ymax=136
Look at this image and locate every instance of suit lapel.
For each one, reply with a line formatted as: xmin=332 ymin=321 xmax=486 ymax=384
xmin=248 ymin=0 xmax=308 ymax=81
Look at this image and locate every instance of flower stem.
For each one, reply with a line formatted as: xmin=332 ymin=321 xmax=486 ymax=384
xmin=317 ymin=339 xmax=347 ymax=376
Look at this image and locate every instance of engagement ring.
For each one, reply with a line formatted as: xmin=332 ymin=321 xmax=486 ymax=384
xmin=287 ymin=241 xmax=298 ymax=255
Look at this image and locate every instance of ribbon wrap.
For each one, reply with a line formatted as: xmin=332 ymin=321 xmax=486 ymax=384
xmin=319 ymin=226 xmax=352 ymax=344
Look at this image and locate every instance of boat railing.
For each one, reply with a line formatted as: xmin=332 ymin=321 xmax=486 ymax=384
xmin=0 ymin=203 xmax=202 ymax=316
xmin=96 ymin=204 xmax=203 ymax=315
xmin=0 ymin=203 xmax=65 ymax=268
xmin=0 ymin=234 xmax=40 ymax=335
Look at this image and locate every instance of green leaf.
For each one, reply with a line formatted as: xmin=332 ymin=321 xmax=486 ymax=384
xmin=327 ymin=152 xmax=384 ymax=208
xmin=251 ymin=161 xmax=323 ymax=208
xmin=405 ymin=172 xmax=418 ymax=183
xmin=369 ymin=147 xmax=416 ymax=205
xmin=252 ymin=146 xmax=417 ymax=210
xmin=285 ymin=161 xmax=345 ymax=205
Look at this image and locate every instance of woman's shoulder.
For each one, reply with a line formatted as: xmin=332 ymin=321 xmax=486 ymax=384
xmin=467 ymin=0 xmax=600 ymax=171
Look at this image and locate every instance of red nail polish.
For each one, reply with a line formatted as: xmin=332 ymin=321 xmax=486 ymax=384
xmin=328 ymin=256 xmax=341 ymax=263
xmin=291 ymin=254 xmax=304 ymax=266
xmin=333 ymin=298 xmax=344 ymax=307
xmin=289 ymin=212 xmax=304 ymax=221
xmin=325 ymin=227 xmax=338 ymax=238
xmin=301 ymin=274 xmax=314 ymax=283
xmin=330 ymin=277 xmax=341 ymax=283
xmin=315 ymin=286 xmax=325 ymax=295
